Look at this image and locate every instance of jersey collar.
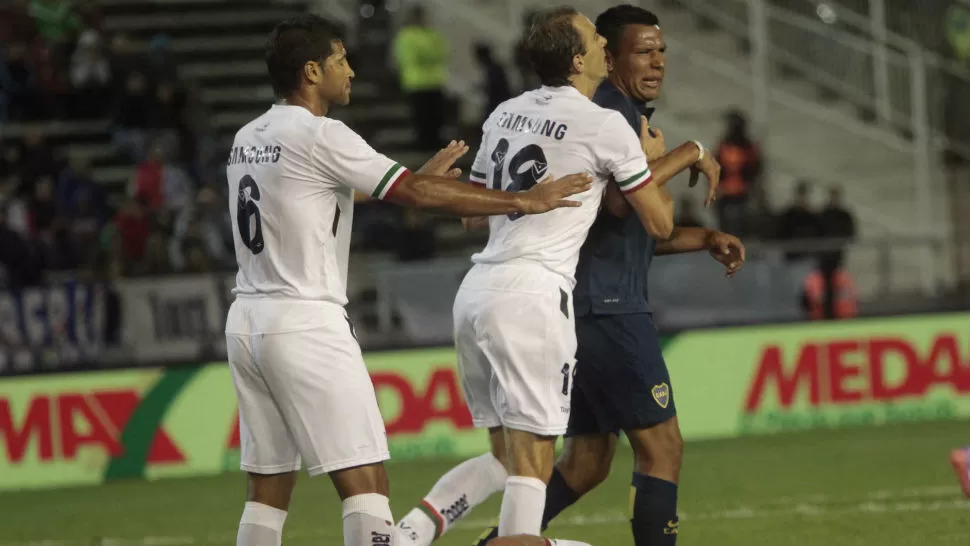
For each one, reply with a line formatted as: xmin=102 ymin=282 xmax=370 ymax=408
xmin=596 ymin=80 xmax=656 ymax=121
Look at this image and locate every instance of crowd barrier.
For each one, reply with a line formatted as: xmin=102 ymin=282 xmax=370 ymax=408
xmin=1 ymin=311 xmax=967 ymax=491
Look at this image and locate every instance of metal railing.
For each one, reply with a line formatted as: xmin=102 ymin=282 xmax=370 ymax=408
xmin=363 ymin=235 xmax=962 ymax=345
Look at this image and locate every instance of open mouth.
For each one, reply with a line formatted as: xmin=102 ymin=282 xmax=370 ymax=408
xmin=642 ymin=78 xmax=662 ymax=89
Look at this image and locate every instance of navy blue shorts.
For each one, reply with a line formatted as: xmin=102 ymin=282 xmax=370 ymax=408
xmin=565 ymin=312 xmax=675 ymax=437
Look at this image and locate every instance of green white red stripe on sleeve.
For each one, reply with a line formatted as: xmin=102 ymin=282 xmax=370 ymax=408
xmin=616 ymin=167 xmax=653 ymax=194
xmin=372 ymin=163 xmax=410 ymax=200
xmin=469 ymin=169 xmax=487 ymax=186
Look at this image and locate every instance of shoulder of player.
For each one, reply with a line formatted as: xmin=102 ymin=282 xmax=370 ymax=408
xmin=483 ymin=93 xmax=531 ymax=129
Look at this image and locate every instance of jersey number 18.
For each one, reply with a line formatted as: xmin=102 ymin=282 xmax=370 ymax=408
xmin=490 ymin=138 xmax=549 ymax=221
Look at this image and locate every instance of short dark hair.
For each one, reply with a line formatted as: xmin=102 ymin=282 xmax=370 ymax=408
xmin=523 ymin=6 xmax=585 ymax=87
xmin=595 ymin=4 xmax=660 ymax=56
xmin=265 ymin=15 xmax=344 ymax=97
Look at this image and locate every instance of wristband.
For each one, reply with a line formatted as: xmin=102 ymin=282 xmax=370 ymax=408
xmin=691 ymin=140 xmax=705 ymax=161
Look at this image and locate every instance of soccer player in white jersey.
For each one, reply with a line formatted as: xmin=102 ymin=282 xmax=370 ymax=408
xmin=395 ymin=7 xmax=721 ymax=544
xmin=224 ymin=15 xmax=594 ymax=546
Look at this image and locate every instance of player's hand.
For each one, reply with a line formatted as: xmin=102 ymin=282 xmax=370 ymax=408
xmin=640 ymin=116 xmax=665 ymax=161
xmin=518 ymin=172 xmax=594 ymax=214
xmin=705 ymin=230 xmax=745 ymax=277
xmin=418 ymin=140 xmax=469 ymax=178
xmin=689 ymin=143 xmax=720 ymax=207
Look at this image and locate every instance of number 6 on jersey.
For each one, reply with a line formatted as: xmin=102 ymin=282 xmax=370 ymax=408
xmin=237 ymin=175 xmax=264 ymax=254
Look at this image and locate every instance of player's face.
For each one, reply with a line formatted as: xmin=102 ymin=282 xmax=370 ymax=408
xmin=573 ymin=14 xmax=608 ymax=82
xmin=611 ymin=24 xmax=666 ymax=102
xmin=318 ymin=40 xmax=355 ymax=106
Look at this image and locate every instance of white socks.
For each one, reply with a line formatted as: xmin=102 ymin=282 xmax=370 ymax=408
xmin=396 ymin=452 xmax=508 ymax=545
xmin=498 ymin=476 xmax=547 ymax=537
xmin=343 ymin=493 xmax=396 ymax=546
xmin=237 ymin=502 xmax=287 ymax=546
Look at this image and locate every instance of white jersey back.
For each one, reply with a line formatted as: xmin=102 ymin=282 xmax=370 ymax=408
xmin=227 ymin=104 xmax=409 ymax=307
xmin=467 ymin=86 xmax=653 ymax=286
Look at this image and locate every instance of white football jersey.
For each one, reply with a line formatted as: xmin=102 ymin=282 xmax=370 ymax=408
xmin=227 ymin=104 xmax=409 ymax=306
xmin=467 ymin=86 xmax=653 ymax=286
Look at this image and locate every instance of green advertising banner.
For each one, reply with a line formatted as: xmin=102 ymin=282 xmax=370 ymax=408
xmin=668 ymin=312 xmax=970 ymax=439
xmin=1 ymin=313 xmax=968 ymax=491
xmin=0 ymin=348 xmax=483 ymax=491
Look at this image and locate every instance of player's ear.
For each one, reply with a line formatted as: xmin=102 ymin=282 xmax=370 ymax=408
xmin=605 ymin=49 xmax=616 ymax=73
xmin=572 ymin=52 xmax=584 ymax=77
xmin=303 ymin=60 xmax=323 ymax=85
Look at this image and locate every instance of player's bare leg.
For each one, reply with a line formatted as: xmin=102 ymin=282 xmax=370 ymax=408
xmin=555 ymin=434 xmax=617 ymax=496
xmin=397 ymin=428 xmax=508 ymax=545
xmin=473 ymin=434 xmax=615 ymax=546
xmin=238 ymin=471 xmax=296 ymax=546
xmin=499 ymin=429 xmax=557 ymax=536
xmin=330 ymin=462 xmax=397 ymax=546
xmin=626 ymin=417 xmax=684 ymax=544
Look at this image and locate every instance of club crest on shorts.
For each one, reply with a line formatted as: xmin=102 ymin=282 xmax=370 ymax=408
xmin=651 ymin=383 xmax=670 ymax=408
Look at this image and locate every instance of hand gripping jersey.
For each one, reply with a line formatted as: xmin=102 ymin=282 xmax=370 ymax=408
xmin=467 ymin=85 xmax=653 ymax=286
xmin=227 ymin=104 xmax=410 ymax=306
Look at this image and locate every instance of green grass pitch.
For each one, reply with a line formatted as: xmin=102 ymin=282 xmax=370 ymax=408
xmin=1 ymin=421 xmax=968 ymax=546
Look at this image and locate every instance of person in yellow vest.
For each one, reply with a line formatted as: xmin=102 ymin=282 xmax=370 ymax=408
xmin=801 ymin=268 xmax=858 ymax=320
xmin=393 ymin=5 xmax=449 ymax=151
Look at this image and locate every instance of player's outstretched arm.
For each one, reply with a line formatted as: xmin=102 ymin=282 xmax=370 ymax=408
xmin=386 ymin=141 xmax=593 ymax=217
xmin=388 ymin=171 xmax=592 ymax=217
xmin=655 ymin=228 xmax=746 ymax=276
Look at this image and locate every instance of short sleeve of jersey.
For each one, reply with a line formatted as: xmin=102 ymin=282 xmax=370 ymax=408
xmin=469 ymin=145 xmax=489 ymax=186
xmin=312 ymin=120 xmax=410 ymax=199
xmin=469 ymin=114 xmax=495 ymax=186
xmin=597 ymin=112 xmax=653 ymax=194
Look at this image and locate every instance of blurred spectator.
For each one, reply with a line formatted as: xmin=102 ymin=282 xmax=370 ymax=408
xmin=70 ymin=29 xmax=111 ymax=116
xmin=777 ymin=181 xmax=821 ymax=262
xmin=133 ymin=228 xmax=172 ymax=276
xmin=113 ymin=71 xmax=153 ymax=161
xmin=473 ymin=43 xmax=512 ymax=123
xmin=28 ymin=0 xmax=81 ymax=46
xmin=20 ymin=128 xmax=61 ymax=194
xmin=66 ymin=188 xmax=103 ymax=268
xmin=715 ymin=109 xmax=762 ymax=236
xmin=131 ymin=142 xmax=165 ymax=210
xmin=0 ymin=43 xmax=36 ymax=121
xmin=27 ymin=174 xmax=58 ymax=235
xmin=27 ymin=37 xmax=71 ymax=119
xmin=817 ymin=185 xmax=856 ymax=319
xmin=107 ymin=33 xmax=139 ymax=89
xmin=393 ymin=5 xmax=448 ymax=150
xmin=1 ymin=174 xmax=30 ymax=234
xmin=171 ymin=187 xmax=232 ymax=271
xmin=0 ymin=200 xmax=44 ymax=287
xmin=675 ymin=197 xmax=705 ymax=229
xmin=1 ymin=143 xmax=24 ymax=179
xmin=146 ymin=34 xmax=178 ymax=84
xmin=57 ymin=156 xmax=107 ymax=221
xmin=513 ymin=10 xmax=541 ymax=91
xmin=113 ymin=197 xmax=153 ymax=269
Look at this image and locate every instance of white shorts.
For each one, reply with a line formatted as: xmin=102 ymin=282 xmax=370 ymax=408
xmin=453 ymin=264 xmax=577 ymax=436
xmin=225 ymin=298 xmax=389 ymax=476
